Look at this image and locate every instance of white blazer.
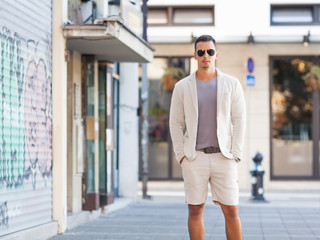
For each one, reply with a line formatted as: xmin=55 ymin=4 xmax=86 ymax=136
xmin=169 ymin=69 xmax=246 ymax=163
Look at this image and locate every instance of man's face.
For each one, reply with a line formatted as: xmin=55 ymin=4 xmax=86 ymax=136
xmin=194 ymin=41 xmax=218 ymax=70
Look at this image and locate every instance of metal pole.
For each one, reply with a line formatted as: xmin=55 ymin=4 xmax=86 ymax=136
xmin=141 ymin=0 xmax=150 ymax=199
xmin=313 ymin=90 xmax=319 ymax=177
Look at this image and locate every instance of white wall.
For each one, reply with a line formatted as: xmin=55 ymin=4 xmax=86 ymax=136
xmin=118 ymin=63 xmax=140 ymax=199
xmin=147 ymin=0 xmax=320 ymax=43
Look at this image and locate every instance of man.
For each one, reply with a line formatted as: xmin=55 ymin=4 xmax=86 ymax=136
xmin=169 ymin=34 xmax=246 ymax=240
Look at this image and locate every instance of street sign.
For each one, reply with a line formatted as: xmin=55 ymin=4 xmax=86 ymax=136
xmin=247 ymin=57 xmax=254 ymax=73
xmin=246 ymin=74 xmax=255 ymax=87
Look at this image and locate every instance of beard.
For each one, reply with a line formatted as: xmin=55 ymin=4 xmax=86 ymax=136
xmin=201 ymin=66 xmax=210 ymax=69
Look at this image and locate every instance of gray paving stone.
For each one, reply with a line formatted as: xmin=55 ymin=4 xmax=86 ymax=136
xmin=262 ymin=231 xmax=290 ymax=238
xmin=243 ymin=237 xmax=264 ymax=240
xmin=261 ymin=223 xmax=286 ymax=228
xmin=290 ymin=238 xmax=319 ymax=240
xmin=288 ymin=229 xmax=318 ymax=237
xmin=264 ymin=237 xmax=291 ymax=240
xmin=50 ymin=191 xmax=320 ymax=240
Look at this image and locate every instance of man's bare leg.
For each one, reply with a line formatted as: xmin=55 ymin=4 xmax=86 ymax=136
xmin=220 ymin=204 xmax=242 ymax=240
xmin=188 ymin=203 xmax=205 ymax=240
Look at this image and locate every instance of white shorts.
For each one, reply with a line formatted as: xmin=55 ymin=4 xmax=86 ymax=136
xmin=181 ymin=151 xmax=239 ymax=206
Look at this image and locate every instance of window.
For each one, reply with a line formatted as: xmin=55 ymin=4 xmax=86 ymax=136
xmin=148 ymin=8 xmax=168 ymax=25
xmin=271 ymin=5 xmax=320 ymax=25
xmin=146 ymin=57 xmax=191 ymax=180
xmin=173 ymin=8 xmax=213 ymax=24
xmin=270 ymin=56 xmax=320 ymax=180
xmin=147 ymin=6 xmax=214 ymax=26
xmin=273 ymin=8 xmax=313 ymax=23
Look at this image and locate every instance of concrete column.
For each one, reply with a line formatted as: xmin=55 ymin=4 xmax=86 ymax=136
xmin=118 ymin=63 xmax=139 ymax=199
xmin=67 ymin=51 xmax=83 ymax=213
xmin=52 ymin=0 xmax=68 ymax=233
xmin=67 ymin=52 xmax=73 ymax=212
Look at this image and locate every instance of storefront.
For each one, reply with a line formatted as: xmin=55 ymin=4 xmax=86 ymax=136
xmin=64 ymin=17 xmax=153 ymax=211
xmin=147 ymin=43 xmax=320 ymax=190
xmin=81 ymin=58 xmax=119 ymax=209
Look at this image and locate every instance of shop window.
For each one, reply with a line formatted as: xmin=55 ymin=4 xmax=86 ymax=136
xmin=271 ymin=5 xmax=320 ymax=25
xmin=146 ymin=57 xmax=190 ymax=179
xmin=270 ymin=56 xmax=320 ymax=179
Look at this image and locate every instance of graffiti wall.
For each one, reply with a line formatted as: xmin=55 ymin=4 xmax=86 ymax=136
xmin=0 ymin=0 xmax=53 ymax=236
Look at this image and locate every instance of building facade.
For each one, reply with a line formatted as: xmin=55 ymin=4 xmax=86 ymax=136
xmin=146 ymin=0 xmax=320 ymax=191
xmin=0 ymin=0 xmax=153 ymax=239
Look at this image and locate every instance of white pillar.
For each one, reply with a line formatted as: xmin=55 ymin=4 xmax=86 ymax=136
xmin=118 ymin=63 xmax=139 ymax=199
xmin=52 ymin=0 xmax=68 ymax=234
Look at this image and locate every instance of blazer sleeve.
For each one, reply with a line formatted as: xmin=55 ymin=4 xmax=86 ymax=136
xmin=230 ymin=80 xmax=246 ymax=160
xmin=169 ymin=83 xmax=186 ymax=163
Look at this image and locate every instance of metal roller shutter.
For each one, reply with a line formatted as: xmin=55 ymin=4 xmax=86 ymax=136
xmin=0 ymin=0 xmax=53 ymax=236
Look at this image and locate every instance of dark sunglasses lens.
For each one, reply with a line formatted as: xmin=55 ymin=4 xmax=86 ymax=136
xmin=197 ymin=50 xmax=205 ymax=57
xmin=207 ymin=49 xmax=215 ymax=56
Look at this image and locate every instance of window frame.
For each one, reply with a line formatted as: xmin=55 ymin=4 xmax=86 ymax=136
xmin=147 ymin=5 xmax=215 ymax=26
xmin=147 ymin=7 xmax=169 ymax=25
xmin=269 ymin=55 xmax=320 ymax=181
xmin=270 ymin=4 xmax=320 ymax=26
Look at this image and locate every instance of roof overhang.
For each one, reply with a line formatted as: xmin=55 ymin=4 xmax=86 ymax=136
xmin=63 ymin=19 xmax=153 ymax=63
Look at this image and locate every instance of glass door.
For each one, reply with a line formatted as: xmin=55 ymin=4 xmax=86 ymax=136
xmin=83 ymin=57 xmax=98 ymax=210
xmin=98 ymin=64 xmax=107 ymax=205
xmin=113 ymin=73 xmax=120 ymax=196
xmin=106 ymin=65 xmax=115 ymax=203
xmin=98 ymin=63 xmax=115 ymax=205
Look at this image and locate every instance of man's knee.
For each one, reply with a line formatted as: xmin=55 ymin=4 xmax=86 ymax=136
xmin=188 ymin=204 xmax=205 ymax=218
xmin=221 ymin=205 xmax=239 ymax=219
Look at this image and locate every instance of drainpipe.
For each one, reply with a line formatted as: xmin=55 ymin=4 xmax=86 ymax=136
xmin=141 ymin=0 xmax=150 ymax=199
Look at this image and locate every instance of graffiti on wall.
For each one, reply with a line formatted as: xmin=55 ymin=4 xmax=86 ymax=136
xmin=0 ymin=201 xmax=8 ymax=228
xmin=0 ymin=26 xmax=52 ymax=190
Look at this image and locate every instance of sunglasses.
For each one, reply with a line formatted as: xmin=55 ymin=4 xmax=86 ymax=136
xmin=197 ymin=49 xmax=215 ymax=57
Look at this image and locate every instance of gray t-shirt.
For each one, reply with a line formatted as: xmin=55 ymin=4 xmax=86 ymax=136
xmin=195 ymin=77 xmax=219 ymax=150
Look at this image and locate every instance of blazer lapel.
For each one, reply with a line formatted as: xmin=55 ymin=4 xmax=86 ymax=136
xmin=217 ymin=69 xmax=225 ymax=116
xmin=189 ymin=72 xmax=198 ymax=118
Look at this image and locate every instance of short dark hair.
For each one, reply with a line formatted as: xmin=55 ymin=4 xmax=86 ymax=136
xmin=194 ymin=35 xmax=216 ymax=51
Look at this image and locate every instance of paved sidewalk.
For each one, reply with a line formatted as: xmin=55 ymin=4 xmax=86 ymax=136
xmin=51 ymin=183 xmax=320 ymax=240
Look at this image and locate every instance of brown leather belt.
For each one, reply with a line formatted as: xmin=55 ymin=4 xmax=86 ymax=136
xmin=199 ymin=146 xmax=221 ymax=154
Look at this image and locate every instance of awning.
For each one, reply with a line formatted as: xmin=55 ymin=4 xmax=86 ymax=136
xmin=63 ymin=19 xmax=153 ymax=63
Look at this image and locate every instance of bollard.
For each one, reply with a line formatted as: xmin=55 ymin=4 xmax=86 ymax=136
xmin=250 ymin=152 xmax=266 ymax=201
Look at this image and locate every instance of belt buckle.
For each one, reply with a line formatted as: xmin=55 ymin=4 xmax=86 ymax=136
xmin=204 ymin=146 xmax=219 ymax=154
xmin=204 ymin=146 xmax=214 ymax=154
